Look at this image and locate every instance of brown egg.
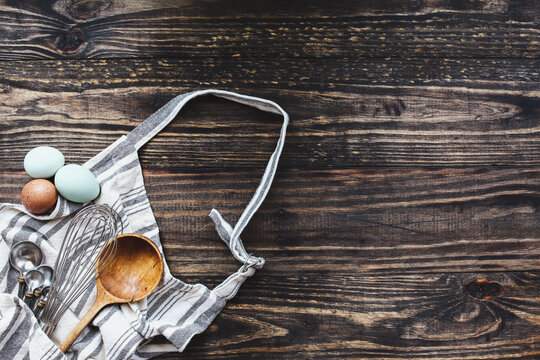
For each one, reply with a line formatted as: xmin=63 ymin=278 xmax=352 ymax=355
xmin=21 ymin=179 xmax=58 ymax=214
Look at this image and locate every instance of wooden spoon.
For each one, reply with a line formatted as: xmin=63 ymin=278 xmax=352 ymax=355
xmin=60 ymin=233 xmax=164 ymax=352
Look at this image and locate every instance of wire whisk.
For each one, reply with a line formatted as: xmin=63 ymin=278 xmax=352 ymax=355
xmin=40 ymin=204 xmax=122 ymax=335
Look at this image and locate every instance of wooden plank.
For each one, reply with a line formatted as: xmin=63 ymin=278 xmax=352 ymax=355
xmin=1 ymin=58 xmax=537 ymax=91
xmin=0 ymin=0 xmax=537 ymax=60
xmin=0 ymin=57 xmax=538 ymax=168
xmin=175 ymin=272 xmax=540 ymax=359
xmin=1 ymin=167 xmax=538 ymax=275
xmin=40 ymin=0 xmax=540 ymax=19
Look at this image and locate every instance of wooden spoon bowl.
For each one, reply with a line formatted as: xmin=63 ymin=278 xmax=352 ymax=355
xmin=60 ymin=233 xmax=163 ymax=352
xmin=99 ymin=233 xmax=163 ymax=301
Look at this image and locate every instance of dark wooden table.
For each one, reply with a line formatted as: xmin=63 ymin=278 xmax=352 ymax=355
xmin=1 ymin=1 xmax=539 ymax=359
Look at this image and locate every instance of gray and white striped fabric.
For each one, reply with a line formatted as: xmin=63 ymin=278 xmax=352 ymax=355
xmin=0 ymin=89 xmax=289 ymax=359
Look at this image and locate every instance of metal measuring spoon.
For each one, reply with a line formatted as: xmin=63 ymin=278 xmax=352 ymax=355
xmin=23 ymin=269 xmax=43 ymax=306
xmin=30 ymin=265 xmax=53 ymax=312
xmin=34 ymin=293 xmax=49 ymax=319
xmin=9 ymin=241 xmax=43 ymax=299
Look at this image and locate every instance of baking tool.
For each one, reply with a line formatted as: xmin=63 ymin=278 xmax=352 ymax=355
xmin=21 ymin=179 xmax=58 ymax=214
xmin=59 ymin=233 xmax=163 ymax=352
xmin=34 ymin=292 xmax=48 ymax=318
xmin=9 ymin=241 xmax=43 ymax=299
xmin=23 ymin=269 xmax=44 ymax=306
xmin=39 ymin=204 xmax=122 ymax=336
xmin=30 ymin=265 xmax=54 ymax=312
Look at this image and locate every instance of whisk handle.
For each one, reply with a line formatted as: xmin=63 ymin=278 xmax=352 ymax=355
xmin=59 ymin=299 xmax=108 ymax=352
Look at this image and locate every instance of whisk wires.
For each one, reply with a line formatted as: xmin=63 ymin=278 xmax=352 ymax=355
xmin=40 ymin=204 xmax=122 ymax=335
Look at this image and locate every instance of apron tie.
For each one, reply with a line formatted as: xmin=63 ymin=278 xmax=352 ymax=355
xmin=209 ymin=209 xmax=265 ymax=269
xmin=125 ymin=89 xmax=289 ymax=299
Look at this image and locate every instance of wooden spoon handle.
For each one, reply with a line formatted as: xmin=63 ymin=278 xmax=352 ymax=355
xmin=59 ymin=299 xmax=108 ymax=352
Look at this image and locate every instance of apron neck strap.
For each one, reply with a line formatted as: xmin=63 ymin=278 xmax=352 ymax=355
xmin=126 ymin=89 xmax=287 ymax=151
xmin=126 ymin=90 xmax=289 ymax=290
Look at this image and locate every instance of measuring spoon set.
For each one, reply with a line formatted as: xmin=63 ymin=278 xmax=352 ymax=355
xmin=9 ymin=240 xmax=54 ymax=314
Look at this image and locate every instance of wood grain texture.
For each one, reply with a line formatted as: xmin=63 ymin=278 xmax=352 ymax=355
xmin=0 ymin=58 xmax=538 ymax=168
xmin=178 ymin=272 xmax=540 ymax=359
xmin=1 ymin=168 xmax=539 ymax=277
xmin=0 ymin=0 xmax=539 ymax=359
xmin=2 ymin=57 xmax=537 ymax=91
xmin=0 ymin=0 xmax=538 ymax=60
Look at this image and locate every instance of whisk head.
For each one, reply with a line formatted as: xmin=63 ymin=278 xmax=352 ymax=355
xmin=40 ymin=204 xmax=122 ymax=335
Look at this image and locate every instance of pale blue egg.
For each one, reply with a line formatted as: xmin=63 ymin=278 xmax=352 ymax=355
xmin=54 ymin=164 xmax=100 ymax=203
xmin=24 ymin=146 xmax=65 ymax=178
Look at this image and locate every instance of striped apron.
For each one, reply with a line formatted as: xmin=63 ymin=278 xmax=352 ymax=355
xmin=0 ymin=90 xmax=289 ymax=359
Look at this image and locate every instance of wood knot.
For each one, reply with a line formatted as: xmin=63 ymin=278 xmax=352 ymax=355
xmin=373 ymin=99 xmax=406 ymax=117
xmin=56 ymin=28 xmax=87 ymax=54
xmin=67 ymin=0 xmax=112 ymax=19
xmin=465 ymin=279 xmax=503 ymax=300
